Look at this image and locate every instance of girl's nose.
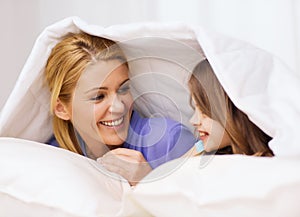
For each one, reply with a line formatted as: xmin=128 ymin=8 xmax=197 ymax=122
xmin=189 ymin=110 xmax=202 ymax=126
xmin=190 ymin=110 xmax=198 ymax=125
xmin=108 ymin=95 xmax=125 ymax=114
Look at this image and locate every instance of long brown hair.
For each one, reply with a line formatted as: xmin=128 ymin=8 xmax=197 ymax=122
xmin=44 ymin=32 xmax=127 ymax=154
xmin=188 ymin=59 xmax=274 ymax=156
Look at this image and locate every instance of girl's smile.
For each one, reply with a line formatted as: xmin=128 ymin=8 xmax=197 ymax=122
xmin=190 ymin=97 xmax=231 ymax=152
xmin=198 ymin=130 xmax=209 ymax=142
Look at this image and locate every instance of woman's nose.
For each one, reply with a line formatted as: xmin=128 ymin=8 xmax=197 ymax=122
xmin=108 ymin=95 xmax=124 ymax=113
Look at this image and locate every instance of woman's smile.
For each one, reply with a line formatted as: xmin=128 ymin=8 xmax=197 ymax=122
xmin=71 ymin=60 xmax=133 ymax=155
xmin=99 ymin=116 xmax=124 ymax=128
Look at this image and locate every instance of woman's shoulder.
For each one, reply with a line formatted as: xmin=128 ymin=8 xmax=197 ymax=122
xmin=132 ymin=110 xmax=186 ymax=132
xmin=129 ymin=110 xmax=196 ymax=148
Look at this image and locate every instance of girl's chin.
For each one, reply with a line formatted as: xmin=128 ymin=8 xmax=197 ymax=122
xmin=203 ymin=141 xmax=219 ymax=153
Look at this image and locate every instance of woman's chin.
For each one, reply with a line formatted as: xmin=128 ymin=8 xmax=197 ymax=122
xmin=98 ymin=125 xmax=129 ymax=146
xmin=103 ymin=134 xmax=127 ymax=147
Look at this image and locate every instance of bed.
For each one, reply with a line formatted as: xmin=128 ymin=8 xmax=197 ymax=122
xmin=1 ymin=16 xmax=300 ymax=216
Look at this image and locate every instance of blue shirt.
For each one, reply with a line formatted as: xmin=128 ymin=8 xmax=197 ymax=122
xmin=47 ymin=111 xmax=196 ymax=168
xmin=123 ymin=111 xmax=196 ymax=168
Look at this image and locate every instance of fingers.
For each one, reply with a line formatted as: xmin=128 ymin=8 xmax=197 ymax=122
xmin=101 ymin=148 xmax=147 ymax=163
xmin=107 ymin=148 xmax=146 ymax=161
xmin=97 ymin=148 xmax=152 ymax=186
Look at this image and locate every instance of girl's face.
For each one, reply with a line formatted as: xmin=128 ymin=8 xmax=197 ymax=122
xmin=69 ymin=60 xmax=133 ymax=156
xmin=189 ymin=97 xmax=231 ymax=152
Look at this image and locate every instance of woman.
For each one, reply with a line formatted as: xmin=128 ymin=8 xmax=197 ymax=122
xmin=45 ymin=32 xmax=196 ymax=185
xmin=188 ymin=59 xmax=274 ymax=156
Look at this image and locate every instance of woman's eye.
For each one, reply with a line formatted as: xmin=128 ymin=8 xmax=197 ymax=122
xmin=117 ymin=86 xmax=130 ymax=95
xmin=90 ymin=94 xmax=105 ymax=101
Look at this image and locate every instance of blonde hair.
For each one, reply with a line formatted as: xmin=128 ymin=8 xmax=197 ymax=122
xmin=44 ymin=32 xmax=127 ymax=154
xmin=189 ymin=59 xmax=274 ymax=156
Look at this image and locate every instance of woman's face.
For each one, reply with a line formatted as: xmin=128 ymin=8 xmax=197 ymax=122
xmin=189 ymin=97 xmax=231 ymax=152
xmin=69 ymin=60 xmax=133 ymax=155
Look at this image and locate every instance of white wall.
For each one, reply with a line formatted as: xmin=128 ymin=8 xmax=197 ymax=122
xmin=0 ymin=0 xmax=40 ymax=110
xmin=1 ymin=0 xmax=299 ymax=111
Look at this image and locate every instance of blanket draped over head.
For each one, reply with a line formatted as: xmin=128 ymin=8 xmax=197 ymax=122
xmin=1 ymin=17 xmax=300 ymax=217
xmin=1 ymin=16 xmax=300 ymax=156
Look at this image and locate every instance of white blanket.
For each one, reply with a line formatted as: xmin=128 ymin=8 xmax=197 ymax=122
xmin=1 ymin=16 xmax=300 ymax=216
xmin=1 ymin=137 xmax=300 ymax=217
xmin=1 ymin=16 xmax=300 ymax=156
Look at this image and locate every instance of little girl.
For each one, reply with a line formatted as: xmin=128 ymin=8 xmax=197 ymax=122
xmin=188 ymin=59 xmax=274 ymax=156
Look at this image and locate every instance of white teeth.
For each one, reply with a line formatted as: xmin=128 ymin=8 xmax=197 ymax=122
xmin=200 ymin=132 xmax=206 ymax=137
xmin=100 ymin=117 xmax=124 ymax=127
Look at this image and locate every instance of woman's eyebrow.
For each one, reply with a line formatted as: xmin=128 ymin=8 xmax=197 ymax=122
xmin=84 ymin=78 xmax=130 ymax=94
xmin=119 ymin=79 xmax=130 ymax=87
xmin=84 ymin=86 xmax=108 ymax=94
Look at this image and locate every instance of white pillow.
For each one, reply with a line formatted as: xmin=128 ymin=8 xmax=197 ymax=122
xmin=126 ymin=155 xmax=300 ymax=217
xmin=0 ymin=137 xmax=131 ymax=217
xmin=2 ymin=137 xmax=300 ymax=216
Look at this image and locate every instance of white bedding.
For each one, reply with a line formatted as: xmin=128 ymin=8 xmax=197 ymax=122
xmin=1 ymin=137 xmax=300 ymax=217
xmin=0 ymin=16 xmax=300 ymax=216
xmin=0 ymin=137 xmax=129 ymax=217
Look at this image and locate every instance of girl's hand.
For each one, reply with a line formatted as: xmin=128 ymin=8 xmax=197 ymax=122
xmin=97 ymin=148 xmax=152 ymax=186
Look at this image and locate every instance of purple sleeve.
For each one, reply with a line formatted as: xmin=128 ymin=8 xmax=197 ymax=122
xmin=141 ymin=119 xmax=197 ymax=168
xmin=46 ymin=135 xmax=60 ymax=147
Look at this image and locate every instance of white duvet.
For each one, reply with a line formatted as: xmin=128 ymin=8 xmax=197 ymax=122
xmin=0 ymin=16 xmax=300 ymax=216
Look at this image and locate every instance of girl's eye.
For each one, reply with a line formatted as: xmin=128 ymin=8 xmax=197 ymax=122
xmin=90 ymin=93 xmax=105 ymax=102
xmin=117 ymin=85 xmax=130 ymax=95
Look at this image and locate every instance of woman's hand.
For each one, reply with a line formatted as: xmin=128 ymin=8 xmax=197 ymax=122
xmin=97 ymin=148 xmax=152 ymax=186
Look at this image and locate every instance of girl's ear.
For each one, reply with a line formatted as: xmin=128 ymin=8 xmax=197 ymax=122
xmin=54 ymin=99 xmax=71 ymax=120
